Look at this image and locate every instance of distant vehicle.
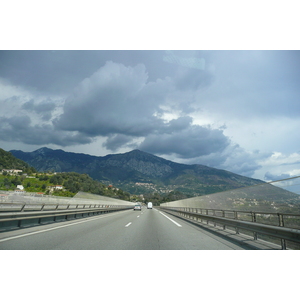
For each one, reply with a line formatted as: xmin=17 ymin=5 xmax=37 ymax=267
xmin=134 ymin=204 xmax=142 ymax=211
xmin=147 ymin=202 xmax=153 ymax=209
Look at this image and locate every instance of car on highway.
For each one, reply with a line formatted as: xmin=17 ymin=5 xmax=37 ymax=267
xmin=133 ymin=204 xmax=142 ymax=211
xmin=147 ymin=202 xmax=153 ymax=209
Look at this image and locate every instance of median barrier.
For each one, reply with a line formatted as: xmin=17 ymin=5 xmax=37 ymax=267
xmin=0 ymin=202 xmax=134 ymax=231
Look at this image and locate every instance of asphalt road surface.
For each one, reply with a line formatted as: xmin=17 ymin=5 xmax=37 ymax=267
xmin=0 ymin=207 xmax=250 ymax=250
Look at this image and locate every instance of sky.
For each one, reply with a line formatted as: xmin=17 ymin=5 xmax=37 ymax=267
xmin=1 ymin=50 xmax=300 ymax=181
xmin=1 ymin=1 xmax=300 ymax=184
xmin=1 ymin=0 xmax=299 ymax=286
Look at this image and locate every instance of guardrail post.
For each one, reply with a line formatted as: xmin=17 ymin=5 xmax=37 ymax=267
xmin=234 ymin=211 xmax=239 ymax=234
xmin=278 ymin=213 xmax=287 ymax=250
xmin=278 ymin=213 xmax=284 ymax=227
xmin=213 ymin=210 xmax=216 ymax=227
xmin=251 ymin=212 xmax=258 ymax=240
xmin=222 ymin=210 xmax=226 ymax=230
xmin=206 ymin=209 xmax=209 ymax=225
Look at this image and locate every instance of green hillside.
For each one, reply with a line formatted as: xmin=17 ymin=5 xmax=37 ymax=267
xmin=0 ymin=148 xmax=131 ymax=200
xmin=0 ymin=148 xmax=36 ymax=174
xmin=10 ymin=147 xmax=264 ymax=197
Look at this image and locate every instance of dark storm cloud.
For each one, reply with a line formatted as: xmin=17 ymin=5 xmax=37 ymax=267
xmin=0 ymin=116 xmax=91 ymax=146
xmin=164 ymin=116 xmax=193 ymax=133
xmin=202 ymin=50 xmax=300 ymax=119
xmin=0 ymin=50 xmax=174 ymax=95
xmin=103 ymin=134 xmax=135 ymax=151
xmin=54 ymin=61 xmax=169 ymax=137
xmin=1 ymin=50 xmax=300 ymax=179
xmin=139 ymin=124 xmax=230 ymax=159
xmin=52 ymin=60 xmax=232 ymax=161
xmin=5 ymin=115 xmax=31 ymax=130
xmin=22 ymin=99 xmax=56 ymax=121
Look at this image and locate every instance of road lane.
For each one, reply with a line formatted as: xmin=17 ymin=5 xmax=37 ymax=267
xmin=158 ymin=210 xmax=182 ymax=227
xmin=0 ymin=207 xmax=249 ymax=250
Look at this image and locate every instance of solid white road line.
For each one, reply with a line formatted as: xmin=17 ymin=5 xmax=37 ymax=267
xmin=0 ymin=210 xmax=128 ymax=243
xmin=159 ymin=211 xmax=182 ymax=227
xmin=125 ymin=222 xmax=132 ymax=227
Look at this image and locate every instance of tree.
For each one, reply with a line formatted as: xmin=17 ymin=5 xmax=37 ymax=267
xmin=4 ymin=177 xmax=11 ymax=189
xmin=11 ymin=176 xmax=21 ymax=186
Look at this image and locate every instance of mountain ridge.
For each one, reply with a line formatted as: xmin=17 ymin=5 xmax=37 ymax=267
xmin=10 ymin=147 xmax=264 ymax=196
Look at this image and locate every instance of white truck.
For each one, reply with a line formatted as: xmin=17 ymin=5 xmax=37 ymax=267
xmin=147 ymin=202 xmax=153 ymax=209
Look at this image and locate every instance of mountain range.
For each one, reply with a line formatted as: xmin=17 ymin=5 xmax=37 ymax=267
xmin=10 ymin=147 xmax=264 ymax=196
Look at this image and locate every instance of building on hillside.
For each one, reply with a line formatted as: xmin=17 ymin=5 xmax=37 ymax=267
xmin=2 ymin=169 xmax=23 ymax=174
xmin=48 ymin=185 xmax=64 ymax=192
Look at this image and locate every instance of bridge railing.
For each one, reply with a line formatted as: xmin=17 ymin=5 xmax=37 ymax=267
xmin=159 ymin=206 xmax=300 ymax=249
xmin=0 ymin=202 xmax=134 ymax=231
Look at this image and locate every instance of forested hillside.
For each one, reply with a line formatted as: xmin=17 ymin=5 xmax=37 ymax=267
xmin=10 ymin=147 xmax=264 ymax=197
xmin=0 ymin=148 xmax=36 ymax=174
xmin=0 ymin=148 xmax=131 ymax=200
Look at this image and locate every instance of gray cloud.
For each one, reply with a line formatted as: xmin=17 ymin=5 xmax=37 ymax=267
xmin=0 ymin=51 xmax=174 ymax=95
xmin=182 ymin=144 xmax=265 ymax=177
xmin=198 ymin=51 xmax=300 ymax=120
xmin=22 ymin=99 xmax=56 ymax=121
xmin=264 ymin=172 xmax=291 ymax=181
xmin=6 ymin=115 xmax=31 ymax=130
xmin=139 ymin=124 xmax=230 ymax=159
xmin=52 ymin=60 xmax=231 ymax=161
xmin=103 ymin=134 xmax=135 ymax=151
xmin=0 ymin=116 xmax=92 ymax=146
xmin=163 ymin=51 xmax=214 ymax=91
xmin=164 ymin=116 xmax=193 ymax=133
xmin=174 ymin=67 xmax=214 ymax=91
xmin=163 ymin=50 xmax=206 ymax=70
xmin=1 ymin=50 xmax=300 ymax=180
xmin=54 ymin=61 xmax=169 ymax=137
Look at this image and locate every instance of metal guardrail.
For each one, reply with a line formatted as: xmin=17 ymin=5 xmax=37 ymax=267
xmin=159 ymin=207 xmax=300 ymax=249
xmin=0 ymin=202 xmax=134 ymax=230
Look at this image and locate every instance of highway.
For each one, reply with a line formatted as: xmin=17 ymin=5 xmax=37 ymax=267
xmin=0 ymin=207 xmax=251 ymax=250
